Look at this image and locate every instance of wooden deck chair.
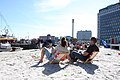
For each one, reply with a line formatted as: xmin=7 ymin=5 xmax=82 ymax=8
xmin=49 ymin=52 xmax=68 ymax=64
xmin=78 ymin=52 xmax=98 ymax=64
xmin=83 ymin=52 xmax=99 ymax=64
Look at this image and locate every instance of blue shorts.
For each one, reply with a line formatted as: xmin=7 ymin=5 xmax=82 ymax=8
xmin=44 ymin=48 xmax=53 ymax=60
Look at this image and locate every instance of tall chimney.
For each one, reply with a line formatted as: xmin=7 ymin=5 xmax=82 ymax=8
xmin=72 ymin=19 xmax=74 ymax=38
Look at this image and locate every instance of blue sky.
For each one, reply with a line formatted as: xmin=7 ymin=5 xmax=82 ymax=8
xmin=0 ymin=0 xmax=119 ymax=39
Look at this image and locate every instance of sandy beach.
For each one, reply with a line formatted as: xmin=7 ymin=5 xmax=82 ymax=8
xmin=0 ymin=47 xmax=120 ymax=80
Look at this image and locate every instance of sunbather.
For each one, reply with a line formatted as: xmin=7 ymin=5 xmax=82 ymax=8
xmin=37 ymin=37 xmax=69 ymax=65
xmin=69 ymin=37 xmax=99 ymax=63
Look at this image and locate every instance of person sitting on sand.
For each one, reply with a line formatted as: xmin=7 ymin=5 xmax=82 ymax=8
xmin=69 ymin=37 xmax=99 ymax=63
xmin=37 ymin=37 xmax=69 ymax=65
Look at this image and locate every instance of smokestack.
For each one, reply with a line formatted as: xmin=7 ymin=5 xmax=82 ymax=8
xmin=72 ymin=19 xmax=74 ymax=38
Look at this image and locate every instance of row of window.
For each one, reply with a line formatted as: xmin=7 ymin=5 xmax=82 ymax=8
xmin=100 ymin=18 xmax=120 ymax=23
xmin=100 ymin=22 xmax=120 ymax=27
xmin=100 ymin=32 xmax=120 ymax=35
xmin=99 ymin=25 xmax=120 ymax=29
xmin=112 ymin=26 xmax=120 ymax=29
xmin=101 ymin=36 xmax=120 ymax=40
xmin=99 ymin=6 xmax=120 ymax=16
xmin=100 ymin=29 xmax=120 ymax=32
xmin=100 ymin=14 xmax=120 ymax=20
xmin=99 ymin=10 xmax=120 ymax=20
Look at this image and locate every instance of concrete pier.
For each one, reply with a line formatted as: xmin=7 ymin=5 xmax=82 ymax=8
xmin=109 ymin=44 xmax=120 ymax=50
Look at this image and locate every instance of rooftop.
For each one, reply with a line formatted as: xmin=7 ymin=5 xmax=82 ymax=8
xmin=99 ymin=2 xmax=120 ymax=12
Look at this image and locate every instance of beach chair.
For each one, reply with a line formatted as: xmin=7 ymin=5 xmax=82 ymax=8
xmin=80 ymin=52 xmax=99 ymax=64
xmin=49 ymin=52 xmax=68 ymax=64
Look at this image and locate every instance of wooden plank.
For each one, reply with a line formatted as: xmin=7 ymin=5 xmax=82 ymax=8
xmin=84 ymin=52 xmax=98 ymax=64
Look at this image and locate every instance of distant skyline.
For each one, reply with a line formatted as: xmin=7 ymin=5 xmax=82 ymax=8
xmin=0 ymin=0 xmax=119 ymax=39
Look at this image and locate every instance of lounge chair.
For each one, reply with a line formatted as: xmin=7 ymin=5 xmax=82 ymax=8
xmin=80 ymin=52 xmax=99 ymax=64
xmin=49 ymin=52 xmax=68 ymax=64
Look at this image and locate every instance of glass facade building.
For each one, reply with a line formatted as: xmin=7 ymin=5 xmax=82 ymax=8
xmin=98 ymin=3 xmax=120 ymax=44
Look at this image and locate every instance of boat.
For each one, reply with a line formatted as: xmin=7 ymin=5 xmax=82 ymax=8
xmin=0 ymin=35 xmax=17 ymax=52
xmin=0 ymin=42 xmax=12 ymax=52
xmin=0 ymin=12 xmax=17 ymax=52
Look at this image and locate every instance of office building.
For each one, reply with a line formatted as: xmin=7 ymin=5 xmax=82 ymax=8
xmin=98 ymin=3 xmax=120 ymax=44
xmin=77 ymin=30 xmax=92 ymax=42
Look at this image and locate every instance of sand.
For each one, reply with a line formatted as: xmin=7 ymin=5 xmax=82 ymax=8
xmin=0 ymin=47 xmax=120 ymax=80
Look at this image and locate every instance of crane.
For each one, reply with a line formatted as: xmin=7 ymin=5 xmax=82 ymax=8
xmin=0 ymin=11 xmax=14 ymax=37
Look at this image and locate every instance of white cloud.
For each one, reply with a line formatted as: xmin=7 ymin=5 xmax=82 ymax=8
xmin=44 ymin=13 xmax=97 ymax=37
xmin=34 ymin=0 xmax=71 ymax=12
xmin=13 ymin=13 xmax=97 ymax=39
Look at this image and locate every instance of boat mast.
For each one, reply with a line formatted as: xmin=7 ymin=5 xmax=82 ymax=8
xmin=0 ymin=11 xmax=14 ymax=37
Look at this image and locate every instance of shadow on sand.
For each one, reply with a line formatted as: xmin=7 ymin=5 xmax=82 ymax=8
xmin=31 ymin=63 xmax=69 ymax=76
xmin=31 ymin=61 xmax=98 ymax=75
xmin=74 ymin=62 xmax=99 ymax=75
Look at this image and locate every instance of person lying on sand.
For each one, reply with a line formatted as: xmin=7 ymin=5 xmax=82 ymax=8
xmin=69 ymin=37 xmax=99 ymax=63
xmin=37 ymin=37 xmax=70 ymax=65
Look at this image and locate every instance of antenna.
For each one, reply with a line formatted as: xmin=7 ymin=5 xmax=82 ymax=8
xmin=28 ymin=32 xmax=29 ymax=40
